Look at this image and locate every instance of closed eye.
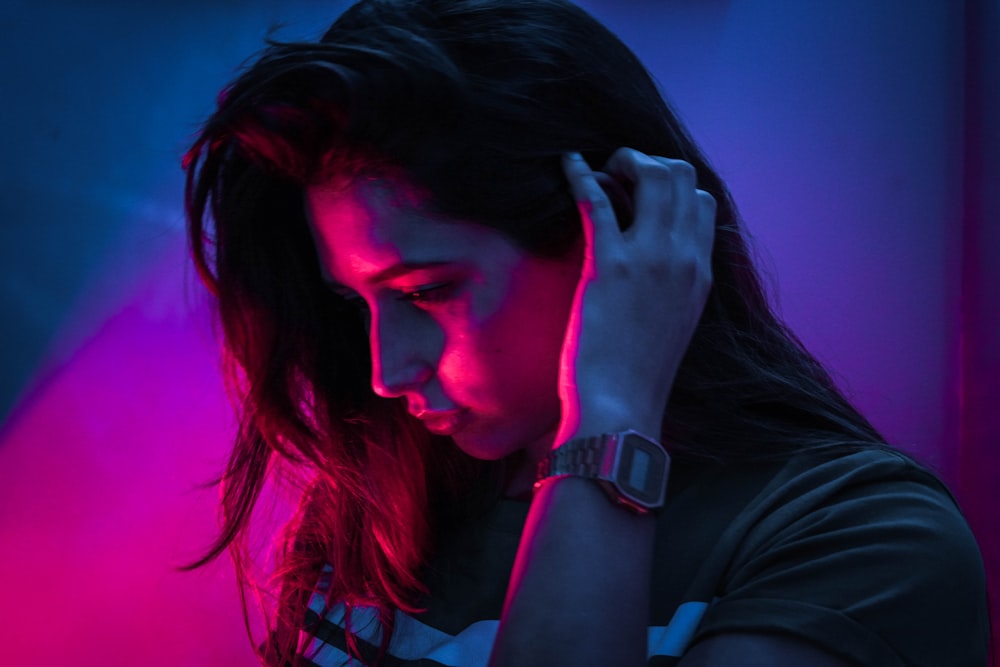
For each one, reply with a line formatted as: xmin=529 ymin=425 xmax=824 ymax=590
xmin=397 ymin=282 xmax=454 ymax=305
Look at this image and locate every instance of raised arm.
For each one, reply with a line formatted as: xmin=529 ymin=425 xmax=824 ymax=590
xmin=489 ymin=149 xmax=715 ymax=667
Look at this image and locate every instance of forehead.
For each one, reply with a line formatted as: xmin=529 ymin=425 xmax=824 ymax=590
xmin=304 ymin=175 xmax=507 ymax=286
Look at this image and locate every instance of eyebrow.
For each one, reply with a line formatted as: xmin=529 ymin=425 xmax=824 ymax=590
xmin=323 ymin=261 xmax=453 ymax=291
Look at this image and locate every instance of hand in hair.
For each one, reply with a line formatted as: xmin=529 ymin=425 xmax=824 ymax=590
xmin=555 ymin=148 xmax=717 ymax=445
xmin=491 ymin=149 xmax=715 ymax=667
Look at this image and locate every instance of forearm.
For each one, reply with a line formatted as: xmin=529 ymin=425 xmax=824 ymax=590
xmin=489 ymin=475 xmax=656 ymax=667
xmin=486 ymin=148 xmax=707 ymax=667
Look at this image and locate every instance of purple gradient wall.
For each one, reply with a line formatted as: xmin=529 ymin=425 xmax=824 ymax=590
xmin=1 ymin=1 xmax=995 ymax=664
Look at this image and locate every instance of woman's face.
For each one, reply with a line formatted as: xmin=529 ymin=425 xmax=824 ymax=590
xmin=305 ymin=176 xmax=583 ymax=471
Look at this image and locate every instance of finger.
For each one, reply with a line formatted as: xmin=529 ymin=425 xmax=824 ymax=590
xmin=601 ymin=148 xmax=695 ymax=236
xmin=618 ymin=152 xmax=715 ymax=251
xmin=648 ymin=155 xmax=716 ymax=248
xmin=695 ymin=189 xmax=718 ymax=250
xmin=648 ymin=156 xmax=715 ymax=232
xmin=696 ymin=189 xmax=717 ymax=225
xmin=593 ymin=172 xmax=634 ymax=229
xmin=561 ymin=152 xmax=623 ymax=251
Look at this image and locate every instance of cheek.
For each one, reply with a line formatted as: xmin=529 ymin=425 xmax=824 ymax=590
xmin=509 ymin=265 xmax=580 ymax=360
xmin=436 ymin=258 xmax=579 ymax=397
xmin=432 ymin=298 xmax=493 ymax=389
xmin=483 ymin=283 xmax=575 ymax=387
xmin=434 ymin=296 xmax=551 ymax=394
xmin=437 ymin=344 xmax=481 ymax=387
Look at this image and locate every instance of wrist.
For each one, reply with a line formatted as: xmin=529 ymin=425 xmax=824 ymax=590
xmin=555 ymin=394 xmax=664 ymax=448
xmin=536 ymin=430 xmax=670 ymax=514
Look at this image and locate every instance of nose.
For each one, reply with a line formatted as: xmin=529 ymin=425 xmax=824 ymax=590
xmin=369 ymin=306 xmax=436 ymax=398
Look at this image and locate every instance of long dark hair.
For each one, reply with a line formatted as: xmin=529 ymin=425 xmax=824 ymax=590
xmin=183 ymin=0 xmax=886 ymax=663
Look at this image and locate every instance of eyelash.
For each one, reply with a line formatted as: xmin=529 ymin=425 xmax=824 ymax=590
xmin=397 ymin=282 xmax=453 ymax=305
xmin=331 ymin=282 xmax=454 ymax=314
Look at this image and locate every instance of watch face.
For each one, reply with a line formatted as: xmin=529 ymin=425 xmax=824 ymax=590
xmin=615 ymin=432 xmax=668 ymax=507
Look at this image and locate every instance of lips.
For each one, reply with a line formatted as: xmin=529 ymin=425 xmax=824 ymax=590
xmin=412 ymin=408 xmax=468 ymax=436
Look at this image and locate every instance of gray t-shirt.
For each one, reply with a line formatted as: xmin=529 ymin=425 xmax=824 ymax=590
xmin=293 ymin=448 xmax=989 ymax=666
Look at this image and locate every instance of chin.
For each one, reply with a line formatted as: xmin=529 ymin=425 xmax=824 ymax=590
xmin=450 ymin=432 xmax=518 ymax=462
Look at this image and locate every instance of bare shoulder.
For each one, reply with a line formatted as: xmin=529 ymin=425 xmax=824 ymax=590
xmin=678 ymin=632 xmax=856 ymax=667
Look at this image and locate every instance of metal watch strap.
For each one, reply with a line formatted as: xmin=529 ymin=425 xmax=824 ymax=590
xmin=537 ymin=434 xmax=609 ymax=481
xmin=536 ymin=431 xmax=668 ymax=514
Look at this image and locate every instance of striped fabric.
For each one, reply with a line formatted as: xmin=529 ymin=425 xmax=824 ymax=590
xmin=298 ymin=591 xmax=709 ymax=666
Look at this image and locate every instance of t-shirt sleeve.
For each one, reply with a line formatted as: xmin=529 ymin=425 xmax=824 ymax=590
xmin=690 ymin=450 xmax=990 ymax=667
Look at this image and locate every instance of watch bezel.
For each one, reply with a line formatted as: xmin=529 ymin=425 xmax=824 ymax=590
xmin=604 ymin=430 xmax=669 ymax=513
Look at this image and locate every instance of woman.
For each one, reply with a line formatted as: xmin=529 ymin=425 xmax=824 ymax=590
xmin=183 ymin=1 xmax=989 ymax=665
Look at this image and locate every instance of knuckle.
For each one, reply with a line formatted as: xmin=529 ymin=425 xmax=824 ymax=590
xmin=697 ymin=189 xmax=718 ymax=215
xmin=675 ymin=159 xmax=697 ymax=178
xmin=666 ymin=159 xmax=697 ymax=187
xmin=588 ymin=193 xmax=614 ymax=214
xmin=638 ymin=159 xmax=672 ymax=182
xmin=613 ymin=146 xmax=640 ymax=161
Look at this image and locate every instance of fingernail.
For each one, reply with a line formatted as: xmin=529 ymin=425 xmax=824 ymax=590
xmin=564 ymin=151 xmax=584 ymax=162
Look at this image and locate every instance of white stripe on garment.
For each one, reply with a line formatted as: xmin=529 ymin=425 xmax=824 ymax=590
xmin=647 ymin=601 xmax=710 ymax=657
xmin=300 ymin=589 xmax=710 ymax=667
